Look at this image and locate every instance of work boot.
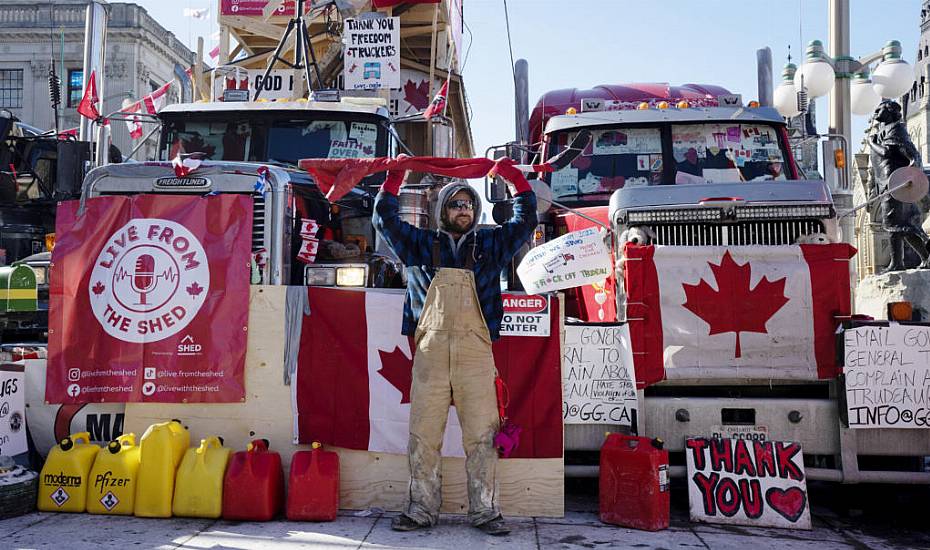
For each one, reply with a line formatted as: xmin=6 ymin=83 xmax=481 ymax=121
xmin=391 ymin=514 xmax=428 ymax=532
xmin=474 ymin=515 xmax=510 ymax=536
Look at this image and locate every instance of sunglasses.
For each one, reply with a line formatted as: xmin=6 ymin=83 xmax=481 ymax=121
xmin=447 ymin=199 xmax=474 ymax=211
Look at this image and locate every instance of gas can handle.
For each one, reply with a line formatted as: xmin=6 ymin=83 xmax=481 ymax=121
xmin=71 ymin=431 xmax=91 ymax=445
xmin=198 ymin=436 xmax=224 ymax=453
xmin=117 ymin=433 xmax=136 ymax=447
xmin=247 ymin=438 xmax=270 ymax=452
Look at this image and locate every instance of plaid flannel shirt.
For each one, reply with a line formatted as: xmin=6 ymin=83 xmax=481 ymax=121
xmin=373 ymin=190 xmax=537 ymax=340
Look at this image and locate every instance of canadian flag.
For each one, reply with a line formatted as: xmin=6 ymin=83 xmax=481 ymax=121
xmin=122 ymin=100 xmax=144 ymax=140
xmin=143 ymin=82 xmax=171 ymax=115
xmin=293 ymin=288 xmax=563 ymax=458
xmin=624 ymin=244 xmax=855 ymax=386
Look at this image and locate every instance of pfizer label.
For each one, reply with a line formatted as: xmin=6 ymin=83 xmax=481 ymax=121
xmin=89 ymin=219 xmax=210 ymax=343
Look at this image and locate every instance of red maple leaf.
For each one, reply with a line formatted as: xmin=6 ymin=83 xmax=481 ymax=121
xmin=186 ymin=282 xmax=204 ymax=297
xmin=92 ymin=281 xmax=105 ymax=295
xmin=378 ymin=340 xmax=414 ymax=404
xmin=402 ymin=79 xmax=430 ymax=112
xmin=681 ymin=251 xmax=789 ymax=358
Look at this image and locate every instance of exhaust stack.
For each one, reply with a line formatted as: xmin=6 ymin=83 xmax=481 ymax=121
xmin=79 ymin=0 xmax=108 ymax=147
xmin=514 ymin=59 xmax=529 ymax=162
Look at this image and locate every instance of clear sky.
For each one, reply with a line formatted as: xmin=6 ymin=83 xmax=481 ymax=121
xmin=134 ymin=0 xmax=924 ymax=154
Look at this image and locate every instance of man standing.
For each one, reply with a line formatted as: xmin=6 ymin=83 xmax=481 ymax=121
xmin=373 ymin=159 xmax=537 ymax=535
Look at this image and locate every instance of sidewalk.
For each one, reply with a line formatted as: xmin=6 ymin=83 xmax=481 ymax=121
xmin=3 ymin=490 xmax=928 ymax=550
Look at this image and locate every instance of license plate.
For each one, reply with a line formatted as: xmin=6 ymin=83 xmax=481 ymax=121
xmin=709 ymin=425 xmax=769 ymax=442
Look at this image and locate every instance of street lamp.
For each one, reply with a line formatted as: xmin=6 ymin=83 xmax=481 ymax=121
xmin=773 ymin=63 xmax=802 ymax=117
xmin=774 ymin=39 xmax=914 ymax=118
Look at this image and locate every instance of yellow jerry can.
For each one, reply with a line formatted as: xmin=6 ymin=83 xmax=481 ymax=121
xmin=37 ymin=432 xmax=99 ymax=512
xmin=172 ymin=436 xmax=231 ymax=518
xmin=86 ymin=434 xmax=141 ymax=515
xmin=134 ymin=420 xmax=190 ymax=518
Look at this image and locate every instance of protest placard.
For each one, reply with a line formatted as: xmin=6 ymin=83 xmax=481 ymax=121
xmin=517 ymin=227 xmax=612 ymax=294
xmin=343 ymin=17 xmax=400 ymax=90
xmin=0 ymin=364 xmax=26 ymax=456
xmin=686 ymin=437 xmax=811 ymax=529
xmin=562 ymin=324 xmax=637 ymax=425
xmin=842 ymin=323 xmax=930 ymax=428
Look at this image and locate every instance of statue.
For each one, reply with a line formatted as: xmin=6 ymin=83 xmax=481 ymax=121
xmin=867 ymin=100 xmax=930 ymax=272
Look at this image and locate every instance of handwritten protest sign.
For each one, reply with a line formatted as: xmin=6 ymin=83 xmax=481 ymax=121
xmin=517 ymin=227 xmax=612 ymax=294
xmin=343 ymin=17 xmax=400 ymax=90
xmin=562 ymin=324 xmax=637 ymax=425
xmin=0 ymin=364 xmax=26 ymax=456
xmin=842 ymin=323 xmax=930 ymax=428
xmin=686 ymin=437 xmax=811 ymax=529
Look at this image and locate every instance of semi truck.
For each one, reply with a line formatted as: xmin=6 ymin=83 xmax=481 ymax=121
xmin=490 ymin=81 xmax=930 ymax=483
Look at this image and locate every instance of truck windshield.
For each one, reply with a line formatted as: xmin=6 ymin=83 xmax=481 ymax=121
xmin=547 ymin=122 xmax=790 ymax=202
xmin=161 ymin=117 xmax=382 ymax=165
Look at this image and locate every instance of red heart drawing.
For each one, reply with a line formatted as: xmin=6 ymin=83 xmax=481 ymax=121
xmin=765 ymin=487 xmax=807 ymax=523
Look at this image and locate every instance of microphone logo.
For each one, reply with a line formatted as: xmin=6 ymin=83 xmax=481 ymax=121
xmin=131 ymin=254 xmax=156 ymax=305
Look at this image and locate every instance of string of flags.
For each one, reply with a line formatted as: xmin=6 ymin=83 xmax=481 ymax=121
xmin=76 ymin=70 xmax=173 ymax=141
xmin=297 ymin=219 xmax=321 ymax=264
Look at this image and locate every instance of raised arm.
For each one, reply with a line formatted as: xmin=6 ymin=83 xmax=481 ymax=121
xmin=372 ymin=168 xmax=432 ymax=267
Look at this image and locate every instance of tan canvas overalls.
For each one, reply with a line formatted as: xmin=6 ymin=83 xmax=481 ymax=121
xmin=404 ymin=238 xmax=500 ymax=526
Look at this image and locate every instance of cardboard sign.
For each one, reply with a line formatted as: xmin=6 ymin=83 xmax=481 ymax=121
xmin=0 ymin=364 xmax=26 ymax=456
xmin=843 ymin=324 xmax=930 ymax=428
xmin=562 ymin=325 xmax=637 ymax=425
xmin=517 ymin=227 xmax=612 ymax=294
xmin=686 ymin=437 xmax=811 ymax=529
xmin=343 ymin=17 xmax=400 ymax=90
xmin=500 ymin=294 xmax=550 ymax=337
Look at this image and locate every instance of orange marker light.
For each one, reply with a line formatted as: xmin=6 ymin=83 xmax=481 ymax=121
xmin=834 ymin=148 xmax=846 ymax=169
xmin=888 ymin=301 xmax=913 ymax=321
xmin=565 ymin=107 xmax=577 ymax=115
xmin=676 ymin=100 xmax=690 ymax=109
xmin=637 ymin=102 xmax=650 ymax=110
xmin=748 ymin=100 xmax=760 ymax=108
xmin=657 ymin=101 xmax=669 ymax=109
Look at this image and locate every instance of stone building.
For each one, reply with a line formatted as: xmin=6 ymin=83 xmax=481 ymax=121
xmin=904 ymin=0 xmax=930 ymax=160
xmin=0 ymin=0 xmax=193 ymax=159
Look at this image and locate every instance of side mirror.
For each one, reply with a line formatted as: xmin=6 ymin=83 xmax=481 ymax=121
xmin=484 ymin=143 xmax=511 ymax=203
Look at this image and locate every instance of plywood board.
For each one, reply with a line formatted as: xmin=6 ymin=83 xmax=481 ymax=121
xmin=125 ymin=285 xmax=564 ymax=517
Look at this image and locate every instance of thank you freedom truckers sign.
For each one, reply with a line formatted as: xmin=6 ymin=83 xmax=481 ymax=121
xmin=343 ymin=16 xmax=401 ymax=90
xmin=47 ymin=195 xmax=252 ymax=404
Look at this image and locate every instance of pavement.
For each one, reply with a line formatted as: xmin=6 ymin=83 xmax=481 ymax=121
xmin=3 ymin=482 xmax=930 ymax=549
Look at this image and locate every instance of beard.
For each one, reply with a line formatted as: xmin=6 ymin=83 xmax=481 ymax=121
xmin=442 ymin=214 xmax=473 ymax=233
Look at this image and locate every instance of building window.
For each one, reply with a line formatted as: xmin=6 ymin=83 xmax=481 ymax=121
xmin=67 ymin=69 xmax=84 ymax=108
xmin=0 ymin=69 xmax=24 ymax=109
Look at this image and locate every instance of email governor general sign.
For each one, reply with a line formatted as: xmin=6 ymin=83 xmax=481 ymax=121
xmin=842 ymin=323 xmax=930 ymax=428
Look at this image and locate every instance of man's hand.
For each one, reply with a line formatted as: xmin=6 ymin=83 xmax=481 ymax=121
xmin=382 ymin=154 xmax=411 ymax=195
xmin=489 ymin=157 xmax=532 ymax=195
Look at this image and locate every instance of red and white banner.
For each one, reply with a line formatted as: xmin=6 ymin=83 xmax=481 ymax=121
xmin=293 ymin=288 xmax=563 ymax=459
xmin=624 ymin=244 xmax=855 ymax=386
xmin=47 ymin=195 xmax=253 ymax=403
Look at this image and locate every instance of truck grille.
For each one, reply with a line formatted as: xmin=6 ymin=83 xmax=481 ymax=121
xmin=252 ymin=196 xmax=266 ymax=250
xmin=647 ymin=219 xmax=825 ymax=246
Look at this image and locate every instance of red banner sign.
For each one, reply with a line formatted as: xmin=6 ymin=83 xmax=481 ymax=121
xmin=47 ymin=195 xmax=252 ymax=403
xmin=220 ymin=0 xmax=310 ymax=17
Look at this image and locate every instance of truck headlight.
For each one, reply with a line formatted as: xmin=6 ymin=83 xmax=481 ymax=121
xmin=305 ymin=267 xmax=336 ymax=286
xmin=336 ymin=266 xmax=367 ymax=287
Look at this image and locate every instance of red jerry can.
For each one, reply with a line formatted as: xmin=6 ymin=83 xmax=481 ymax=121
xmin=286 ymin=442 xmax=339 ymax=521
xmin=599 ymin=434 xmax=670 ymax=531
xmin=222 ymin=439 xmax=284 ymax=521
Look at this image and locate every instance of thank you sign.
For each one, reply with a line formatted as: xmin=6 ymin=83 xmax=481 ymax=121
xmin=343 ymin=16 xmax=400 ymax=90
xmin=686 ymin=437 xmax=811 ymax=529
